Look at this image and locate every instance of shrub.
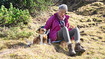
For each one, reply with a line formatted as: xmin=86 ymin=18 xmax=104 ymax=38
xmin=0 ymin=3 xmax=31 ymax=27
xmin=0 ymin=0 xmax=53 ymax=17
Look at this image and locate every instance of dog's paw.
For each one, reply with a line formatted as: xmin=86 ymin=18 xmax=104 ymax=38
xmin=44 ymin=43 xmax=47 ymax=45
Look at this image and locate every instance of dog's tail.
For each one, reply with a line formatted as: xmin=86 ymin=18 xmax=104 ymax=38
xmin=25 ymin=38 xmax=33 ymax=47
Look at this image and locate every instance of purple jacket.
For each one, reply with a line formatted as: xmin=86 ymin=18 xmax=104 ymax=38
xmin=44 ymin=13 xmax=71 ymax=42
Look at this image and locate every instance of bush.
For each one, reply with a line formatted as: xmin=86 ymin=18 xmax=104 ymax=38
xmin=0 ymin=3 xmax=31 ymax=27
xmin=0 ymin=0 xmax=53 ymax=17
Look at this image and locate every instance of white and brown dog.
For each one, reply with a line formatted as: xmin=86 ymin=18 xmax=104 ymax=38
xmin=26 ymin=27 xmax=50 ymax=47
xmin=33 ymin=28 xmax=47 ymax=45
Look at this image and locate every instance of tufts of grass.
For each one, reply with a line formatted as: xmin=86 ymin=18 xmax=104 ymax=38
xmin=76 ymin=2 xmax=105 ymax=16
xmin=0 ymin=26 xmax=33 ymax=40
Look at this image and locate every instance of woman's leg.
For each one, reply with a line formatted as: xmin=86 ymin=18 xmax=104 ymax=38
xmin=69 ymin=27 xmax=80 ymax=43
xmin=57 ymin=26 xmax=72 ymax=44
xmin=69 ymin=28 xmax=85 ymax=52
xmin=57 ymin=26 xmax=85 ymax=54
xmin=57 ymin=27 xmax=80 ymax=44
xmin=57 ymin=26 xmax=76 ymax=56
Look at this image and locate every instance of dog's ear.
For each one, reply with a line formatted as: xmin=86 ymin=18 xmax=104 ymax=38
xmin=36 ymin=28 xmax=40 ymax=33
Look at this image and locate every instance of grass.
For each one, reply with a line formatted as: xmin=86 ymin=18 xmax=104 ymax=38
xmin=0 ymin=2 xmax=105 ymax=59
xmin=76 ymin=2 xmax=105 ymax=16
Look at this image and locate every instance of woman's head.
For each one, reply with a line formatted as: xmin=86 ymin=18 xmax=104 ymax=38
xmin=58 ymin=4 xmax=68 ymax=17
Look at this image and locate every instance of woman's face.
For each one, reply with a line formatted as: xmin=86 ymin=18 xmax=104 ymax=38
xmin=58 ymin=9 xmax=66 ymax=17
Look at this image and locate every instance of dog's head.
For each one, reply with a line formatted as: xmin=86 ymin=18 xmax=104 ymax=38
xmin=36 ymin=28 xmax=46 ymax=34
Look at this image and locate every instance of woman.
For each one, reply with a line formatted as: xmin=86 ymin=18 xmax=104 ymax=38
xmin=44 ymin=4 xmax=85 ymax=56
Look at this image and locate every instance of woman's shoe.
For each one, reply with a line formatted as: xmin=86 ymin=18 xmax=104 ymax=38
xmin=68 ymin=43 xmax=76 ymax=56
xmin=75 ymin=43 xmax=85 ymax=53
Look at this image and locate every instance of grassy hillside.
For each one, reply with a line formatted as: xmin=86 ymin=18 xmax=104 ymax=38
xmin=0 ymin=2 xmax=105 ymax=59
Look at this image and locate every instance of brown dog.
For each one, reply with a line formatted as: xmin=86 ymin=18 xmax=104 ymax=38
xmin=33 ymin=28 xmax=47 ymax=44
xmin=26 ymin=28 xmax=48 ymax=47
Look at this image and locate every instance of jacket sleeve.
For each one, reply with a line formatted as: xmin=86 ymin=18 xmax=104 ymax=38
xmin=44 ymin=15 xmax=54 ymax=30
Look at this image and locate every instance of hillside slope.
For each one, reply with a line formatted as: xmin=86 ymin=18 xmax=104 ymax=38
xmin=0 ymin=2 xmax=105 ymax=59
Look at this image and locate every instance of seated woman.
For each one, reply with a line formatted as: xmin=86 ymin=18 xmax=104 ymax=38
xmin=44 ymin=4 xmax=85 ymax=56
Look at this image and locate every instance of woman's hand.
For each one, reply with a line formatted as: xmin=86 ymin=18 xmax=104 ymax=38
xmin=71 ymin=25 xmax=75 ymax=29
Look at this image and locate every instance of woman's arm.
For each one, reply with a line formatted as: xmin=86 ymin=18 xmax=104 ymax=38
xmin=44 ymin=15 xmax=54 ymax=30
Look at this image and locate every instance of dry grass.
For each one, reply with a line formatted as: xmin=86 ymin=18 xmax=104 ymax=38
xmin=0 ymin=2 xmax=105 ymax=59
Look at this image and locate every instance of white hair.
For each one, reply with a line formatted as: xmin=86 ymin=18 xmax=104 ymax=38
xmin=59 ymin=4 xmax=68 ymax=12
